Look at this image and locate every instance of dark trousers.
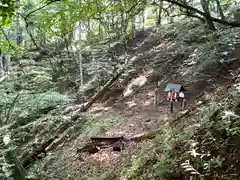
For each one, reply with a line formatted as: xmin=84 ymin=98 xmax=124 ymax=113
xmin=179 ymin=98 xmax=186 ymax=109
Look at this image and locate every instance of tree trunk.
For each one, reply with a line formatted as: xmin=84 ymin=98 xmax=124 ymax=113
xmin=16 ymin=16 xmax=23 ymax=46
xmin=201 ymin=0 xmax=216 ymax=30
xmin=78 ymin=52 xmax=83 ymax=87
xmin=160 ymin=0 xmax=240 ymax=27
xmin=77 ymin=22 xmax=84 ymax=88
xmin=215 ymin=0 xmax=225 ymax=20
xmin=131 ymin=16 xmax=136 ymax=38
xmin=156 ymin=1 xmax=163 ymax=25
xmin=141 ymin=10 xmax=145 ymax=30
xmin=16 ymin=12 xmax=24 ymax=73
xmin=0 ymin=54 xmax=4 ymax=77
xmin=87 ymin=19 xmax=91 ymax=34
xmin=120 ymin=11 xmax=125 ymax=40
xmin=79 ymin=68 xmax=124 ymax=113
xmin=4 ymin=55 xmax=12 ymax=74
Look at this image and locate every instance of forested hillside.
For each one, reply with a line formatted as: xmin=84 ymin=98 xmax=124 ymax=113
xmin=1 ymin=0 xmax=240 ymax=180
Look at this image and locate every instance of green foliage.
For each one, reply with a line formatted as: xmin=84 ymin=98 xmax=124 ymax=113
xmin=0 ymin=36 xmax=22 ymax=55
xmin=0 ymin=90 xmax=71 ymax=126
xmin=179 ymin=90 xmax=240 ymax=179
xmin=0 ymin=0 xmax=20 ymax=26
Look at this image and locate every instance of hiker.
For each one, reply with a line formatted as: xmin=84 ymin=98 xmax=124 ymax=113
xmin=179 ymin=91 xmax=186 ymax=110
xmin=166 ymin=89 xmax=177 ymax=113
xmin=167 ymin=89 xmax=177 ymax=102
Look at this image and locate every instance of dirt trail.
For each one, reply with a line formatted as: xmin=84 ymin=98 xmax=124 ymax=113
xmin=93 ymin=85 xmax=175 ymax=138
xmin=70 ymin=77 xmax=197 ymax=170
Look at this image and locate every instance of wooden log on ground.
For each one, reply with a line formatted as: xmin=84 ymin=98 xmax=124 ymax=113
xmin=128 ymin=129 xmax=162 ymax=142
xmin=91 ymin=136 xmax=124 ymax=143
xmin=45 ymin=125 xmax=76 ymax=153
xmin=77 ymin=144 xmax=101 ymax=154
xmin=77 ymin=136 xmax=125 ymax=154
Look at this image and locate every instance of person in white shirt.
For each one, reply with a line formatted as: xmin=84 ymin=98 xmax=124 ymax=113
xmin=179 ymin=91 xmax=185 ymax=110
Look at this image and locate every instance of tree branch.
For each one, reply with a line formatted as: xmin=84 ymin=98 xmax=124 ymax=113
xmin=0 ymin=27 xmax=17 ymax=52
xmin=25 ymin=0 xmax=60 ymax=20
xmin=125 ymin=1 xmax=142 ymax=14
xmin=154 ymin=0 xmax=240 ymax=27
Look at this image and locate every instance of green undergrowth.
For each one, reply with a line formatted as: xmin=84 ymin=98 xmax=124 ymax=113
xmin=162 ymin=20 xmax=240 ymax=79
xmin=117 ymin=123 xmax=193 ymax=180
xmin=0 ymin=89 xmax=71 ymax=127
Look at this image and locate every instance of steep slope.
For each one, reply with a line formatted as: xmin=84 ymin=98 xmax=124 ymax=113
xmin=33 ymin=22 xmax=240 ymax=180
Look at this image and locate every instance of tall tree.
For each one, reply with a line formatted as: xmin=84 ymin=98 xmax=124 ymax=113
xmin=0 ymin=49 xmax=4 ymax=77
xmin=214 ymin=0 xmax=225 ymax=20
xmin=200 ymin=0 xmax=216 ymax=30
xmin=156 ymin=1 xmax=164 ymax=25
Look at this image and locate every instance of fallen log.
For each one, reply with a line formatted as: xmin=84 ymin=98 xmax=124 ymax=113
xmin=76 ymin=131 xmax=160 ymax=156
xmin=45 ymin=133 xmax=67 ymax=153
xmin=45 ymin=124 xmax=79 ymax=153
xmin=80 ymin=69 xmax=125 ymax=111
xmin=128 ymin=129 xmax=161 ymax=142
xmin=77 ymin=136 xmax=125 ymax=154
xmin=91 ymin=136 xmax=124 ymax=143
xmin=76 ymin=140 xmax=124 ymax=154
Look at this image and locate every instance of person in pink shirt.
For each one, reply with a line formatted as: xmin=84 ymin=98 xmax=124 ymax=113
xmin=167 ymin=89 xmax=177 ymax=102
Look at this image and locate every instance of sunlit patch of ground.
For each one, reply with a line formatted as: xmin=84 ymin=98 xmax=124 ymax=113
xmin=124 ymin=75 xmax=147 ymax=97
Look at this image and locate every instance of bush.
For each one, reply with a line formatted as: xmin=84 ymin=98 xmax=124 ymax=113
xmin=0 ymin=90 xmax=71 ymax=126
